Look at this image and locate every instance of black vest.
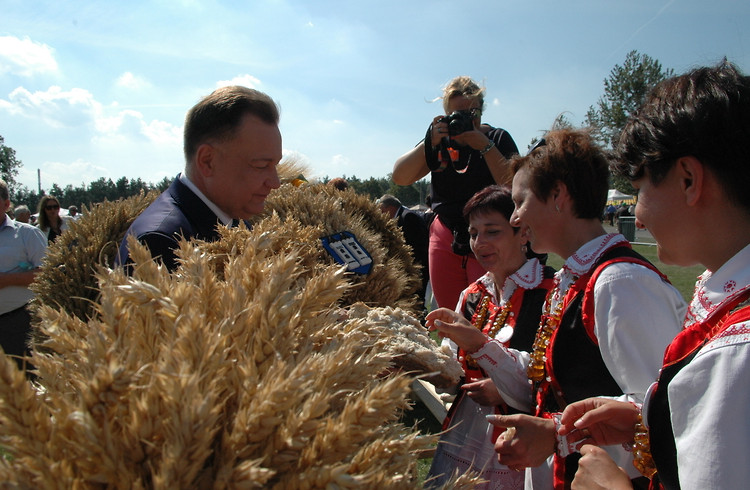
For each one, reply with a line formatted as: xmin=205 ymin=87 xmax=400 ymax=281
xmin=540 ymin=246 xmax=661 ymax=488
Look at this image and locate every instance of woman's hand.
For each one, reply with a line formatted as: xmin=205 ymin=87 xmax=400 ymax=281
xmin=425 ymin=308 xmax=487 ymax=353
xmin=430 ymin=115 xmax=449 ymax=147
xmin=572 ymin=445 xmax=633 ymax=490
xmin=453 ymin=127 xmax=491 ymax=151
xmin=489 ymin=414 xmax=557 ymax=469
xmin=558 ymin=398 xmax=640 ymax=447
xmin=462 ymin=377 xmax=504 ymax=406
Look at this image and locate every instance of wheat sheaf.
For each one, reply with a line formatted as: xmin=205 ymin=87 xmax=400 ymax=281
xmin=6 ymin=201 xmax=470 ymax=488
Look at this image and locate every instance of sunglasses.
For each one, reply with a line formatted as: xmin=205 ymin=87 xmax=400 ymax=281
xmin=528 ymin=137 xmax=547 ymax=154
xmin=45 ymin=204 xmax=60 ymax=210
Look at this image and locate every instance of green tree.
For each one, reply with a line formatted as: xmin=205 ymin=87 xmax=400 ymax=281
xmin=388 ymin=177 xmax=429 ymax=208
xmin=156 ymin=177 xmax=172 ymax=192
xmin=528 ymin=113 xmax=575 ymax=151
xmin=0 ymin=135 xmax=23 ymax=193
xmin=586 ymin=50 xmax=673 ymax=194
xmin=13 ymin=186 xmax=40 ymax=212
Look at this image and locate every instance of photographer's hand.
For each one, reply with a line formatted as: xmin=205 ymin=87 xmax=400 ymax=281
xmin=455 ymin=126 xmax=512 ymax=185
xmin=430 ymin=116 xmax=449 ymax=147
xmin=453 ymin=128 xmax=490 ymax=151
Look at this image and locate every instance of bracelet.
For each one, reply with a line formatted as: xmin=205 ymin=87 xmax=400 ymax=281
xmin=464 ymin=338 xmax=490 ymax=368
xmin=479 ymin=140 xmax=495 ymax=156
xmin=632 ymin=413 xmax=657 ymax=478
xmin=546 ymin=412 xmax=582 ymax=457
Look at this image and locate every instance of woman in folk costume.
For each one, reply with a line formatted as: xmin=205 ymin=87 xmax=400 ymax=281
xmin=427 ymin=185 xmax=554 ymax=489
xmin=427 ymin=129 xmax=686 ymax=489
xmin=558 ymin=63 xmax=750 ymax=490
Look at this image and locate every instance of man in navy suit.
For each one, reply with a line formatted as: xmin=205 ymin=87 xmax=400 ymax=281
xmin=378 ymin=194 xmax=430 ymax=308
xmin=118 ymin=86 xmax=282 ymax=271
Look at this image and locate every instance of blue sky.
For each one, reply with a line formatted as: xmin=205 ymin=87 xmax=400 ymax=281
xmin=1 ymin=0 xmax=748 ymax=192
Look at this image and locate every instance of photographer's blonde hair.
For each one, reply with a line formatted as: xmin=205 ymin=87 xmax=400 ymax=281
xmin=441 ymin=76 xmax=486 ymax=113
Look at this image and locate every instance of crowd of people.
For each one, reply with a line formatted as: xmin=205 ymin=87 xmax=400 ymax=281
xmin=421 ymin=63 xmax=750 ymax=490
xmin=2 ymin=61 xmax=748 ymax=489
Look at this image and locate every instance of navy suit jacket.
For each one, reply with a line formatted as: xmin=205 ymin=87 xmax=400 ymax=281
xmin=117 ymin=177 xmax=222 ymax=271
xmin=396 ymin=206 xmax=430 ymax=288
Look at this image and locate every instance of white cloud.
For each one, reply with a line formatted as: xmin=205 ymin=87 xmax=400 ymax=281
xmin=115 ymin=71 xmax=151 ymax=90
xmin=492 ymin=98 xmax=501 ymax=106
xmin=331 ymin=154 xmax=350 ymax=168
xmin=41 ymin=158 xmax=111 ymax=188
xmin=94 ymin=109 xmax=181 ymax=145
xmin=0 ymin=85 xmax=180 ymax=144
xmin=0 ymin=86 xmax=99 ymax=128
xmin=0 ymin=35 xmax=58 ymax=77
xmin=215 ymin=74 xmax=262 ymax=89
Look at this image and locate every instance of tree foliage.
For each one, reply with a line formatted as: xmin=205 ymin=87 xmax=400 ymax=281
xmin=586 ymin=50 xmax=674 ymax=149
xmin=12 ymin=177 xmax=165 ymax=215
xmin=0 ymin=135 xmax=23 ymax=193
xmin=323 ymin=174 xmax=430 ymax=208
xmin=586 ymin=50 xmax=673 ymax=194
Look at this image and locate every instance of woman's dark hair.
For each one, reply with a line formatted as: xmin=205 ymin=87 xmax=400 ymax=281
xmin=463 ymin=185 xmax=516 ymax=230
xmin=463 ymin=185 xmax=547 ymax=263
xmin=614 ymin=61 xmax=750 ymax=211
xmin=511 ymin=128 xmax=609 ymax=220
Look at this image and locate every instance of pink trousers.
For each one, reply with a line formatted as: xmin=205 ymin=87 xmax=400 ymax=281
xmin=428 ymin=216 xmax=486 ymax=310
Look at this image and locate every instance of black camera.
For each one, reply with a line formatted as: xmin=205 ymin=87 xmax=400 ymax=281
xmin=439 ymin=110 xmax=476 ymax=136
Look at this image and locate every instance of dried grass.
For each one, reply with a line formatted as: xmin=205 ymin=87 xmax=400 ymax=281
xmin=14 ymin=162 xmax=474 ymax=488
xmin=3 ymin=222 xmax=474 ymax=489
xmin=253 ymin=183 xmax=422 ymax=312
xmin=29 ymin=191 xmax=159 ymax=324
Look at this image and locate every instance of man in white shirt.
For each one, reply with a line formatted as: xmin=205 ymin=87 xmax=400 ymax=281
xmin=0 ymin=179 xmax=47 ymax=371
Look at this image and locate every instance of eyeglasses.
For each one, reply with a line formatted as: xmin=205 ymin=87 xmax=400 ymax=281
xmin=464 ymin=108 xmax=482 ymax=118
xmin=528 ymin=137 xmax=546 ymax=155
xmin=45 ymin=204 xmax=60 ymax=210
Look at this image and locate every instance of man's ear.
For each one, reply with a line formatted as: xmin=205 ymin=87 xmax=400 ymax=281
xmin=677 ymin=156 xmax=704 ymax=206
xmin=194 ymin=143 xmax=216 ymax=177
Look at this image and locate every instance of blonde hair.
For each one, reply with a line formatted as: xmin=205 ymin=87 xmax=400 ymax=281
xmin=441 ymin=76 xmax=485 ymax=113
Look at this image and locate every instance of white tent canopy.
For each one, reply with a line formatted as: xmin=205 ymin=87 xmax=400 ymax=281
xmin=608 ymin=189 xmax=633 ymax=200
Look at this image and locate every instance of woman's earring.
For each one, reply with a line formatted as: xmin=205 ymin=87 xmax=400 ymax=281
xmin=555 ymin=204 xmax=561 ymax=213
xmin=522 ymin=243 xmax=528 ymax=254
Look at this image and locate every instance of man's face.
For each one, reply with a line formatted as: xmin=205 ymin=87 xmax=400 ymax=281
xmin=201 ymin=114 xmax=282 ymax=220
xmin=379 ymin=204 xmax=396 ymax=219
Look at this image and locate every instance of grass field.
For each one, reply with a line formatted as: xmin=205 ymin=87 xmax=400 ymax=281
xmin=544 ymin=243 xmax=703 ymax=303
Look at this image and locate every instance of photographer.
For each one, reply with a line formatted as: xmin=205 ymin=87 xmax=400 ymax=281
xmin=393 ymin=76 xmax=518 ymax=309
